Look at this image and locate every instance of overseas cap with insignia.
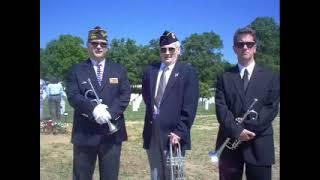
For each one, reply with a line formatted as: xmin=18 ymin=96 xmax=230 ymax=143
xmin=88 ymin=26 xmax=107 ymax=42
xmin=159 ymin=30 xmax=178 ymax=46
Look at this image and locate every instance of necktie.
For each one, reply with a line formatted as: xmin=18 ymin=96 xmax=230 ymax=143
xmin=97 ymin=64 xmax=102 ymax=86
xmin=155 ymin=66 xmax=169 ymax=107
xmin=243 ymin=69 xmax=249 ymax=91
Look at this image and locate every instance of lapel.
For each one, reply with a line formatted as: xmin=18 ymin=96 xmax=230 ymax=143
xmin=230 ymin=65 xmax=246 ymax=106
xmin=160 ymin=62 xmax=181 ymax=104
xmin=150 ymin=63 xmax=161 ymax=105
xmin=83 ymin=59 xmax=101 ymax=89
xmin=245 ymin=64 xmax=262 ymax=98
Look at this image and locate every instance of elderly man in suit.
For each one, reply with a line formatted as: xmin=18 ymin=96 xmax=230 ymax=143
xmin=142 ymin=31 xmax=199 ymax=180
xmin=214 ymin=27 xmax=280 ymax=180
xmin=65 ymin=26 xmax=131 ymax=180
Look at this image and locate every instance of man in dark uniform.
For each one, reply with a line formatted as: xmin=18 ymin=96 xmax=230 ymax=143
xmin=142 ymin=31 xmax=199 ymax=179
xmin=214 ymin=27 xmax=280 ymax=180
xmin=65 ymin=26 xmax=131 ymax=180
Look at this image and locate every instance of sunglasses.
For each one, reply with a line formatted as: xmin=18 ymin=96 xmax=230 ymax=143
xmin=235 ymin=41 xmax=256 ymax=49
xmin=160 ymin=47 xmax=176 ymax=53
xmin=90 ymin=41 xmax=107 ymax=48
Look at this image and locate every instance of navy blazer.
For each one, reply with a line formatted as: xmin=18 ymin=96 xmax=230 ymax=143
xmin=215 ymin=64 xmax=280 ymax=166
xmin=142 ymin=61 xmax=199 ymax=153
xmin=65 ymin=59 xmax=131 ymax=146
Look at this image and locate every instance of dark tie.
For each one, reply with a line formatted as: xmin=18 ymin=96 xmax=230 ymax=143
xmin=243 ymin=69 xmax=249 ymax=91
xmin=155 ymin=66 xmax=169 ymax=107
xmin=97 ymin=64 xmax=102 ymax=86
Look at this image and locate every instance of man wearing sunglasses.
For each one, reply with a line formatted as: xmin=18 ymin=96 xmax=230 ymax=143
xmin=65 ymin=26 xmax=131 ymax=180
xmin=214 ymin=27 xmax=280 ymax=180
xmin=142 ymin=31 xmax=199 ymax=179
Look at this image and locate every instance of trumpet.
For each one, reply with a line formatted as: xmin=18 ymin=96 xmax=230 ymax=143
xmin=166 ymin=142 xmax=185 ymax=180
xmin=85 ymin=78 xmax=118 ymax=134
xmin=209 ymin=98 xmax=258 ymax=163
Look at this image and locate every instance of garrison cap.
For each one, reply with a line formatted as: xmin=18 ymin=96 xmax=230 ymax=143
xmin=159 ymin=30 xmax=178 ymax=46
xmin=88 ymin=26 xmax=107 ymax=41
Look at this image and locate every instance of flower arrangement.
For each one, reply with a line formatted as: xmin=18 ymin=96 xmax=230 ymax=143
xmin=40 ymin=120 xmax=71 ymax=134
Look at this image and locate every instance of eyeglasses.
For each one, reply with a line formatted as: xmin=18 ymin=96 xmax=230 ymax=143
xmin=235 ymin=41 xmax=256 ymax=49
xmin=160 ymin=47 xmax=176 ymax=53
xmin=90 ymin=41 xmax=107 ymax=48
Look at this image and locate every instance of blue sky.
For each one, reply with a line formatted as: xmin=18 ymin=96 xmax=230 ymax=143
xmin=40 ymin=0 xmax=279 ymax=64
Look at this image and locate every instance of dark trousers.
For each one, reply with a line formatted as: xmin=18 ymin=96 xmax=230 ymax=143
xmin=48 ymin=95 xmax=61 ymax=121
xmin=73 ymin=142 xmax=122 ymax=180
xmin=219 ymin=149 xmax=271 ymax=180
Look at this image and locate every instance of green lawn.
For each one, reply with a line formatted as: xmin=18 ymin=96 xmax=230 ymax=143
xmin=40 ymin=99 xmax=279 ymax=180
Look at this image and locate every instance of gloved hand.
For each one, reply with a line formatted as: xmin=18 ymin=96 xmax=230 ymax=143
xmin=92 ymin=104 xmax=112 ymax=125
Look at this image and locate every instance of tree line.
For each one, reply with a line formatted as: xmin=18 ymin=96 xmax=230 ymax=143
xmin=40 ymin=17 xmax=279 ymax=98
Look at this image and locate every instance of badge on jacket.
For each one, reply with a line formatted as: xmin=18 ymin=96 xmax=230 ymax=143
xmin=109 ymin=78 xmax=118 ymax=84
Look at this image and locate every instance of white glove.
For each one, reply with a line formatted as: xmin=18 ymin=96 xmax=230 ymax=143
xmin=92 ymin=104 xmax=112 ymax=125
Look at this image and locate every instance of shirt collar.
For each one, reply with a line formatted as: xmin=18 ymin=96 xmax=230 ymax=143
xmin=160 ymin=62 xmax=175 ymax=71
xmin=237 ymin=60 xmax=255 ymax=78
xmin=90 ymin=59 xmax=105 ymax=67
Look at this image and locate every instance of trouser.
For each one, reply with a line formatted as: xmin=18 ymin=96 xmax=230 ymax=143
xmin=73 ymin=142 xmax=122 ymax=180
xmin=48 ymin=95 xmax=61 ymax=121
xmin=219 ymin=149 xmax=272 ymax=180
xmin=146 ymin=120 xmax=186 ymax=180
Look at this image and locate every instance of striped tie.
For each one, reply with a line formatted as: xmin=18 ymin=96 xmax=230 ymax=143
xmin=97 ymin=64 xmax=102 ymax=86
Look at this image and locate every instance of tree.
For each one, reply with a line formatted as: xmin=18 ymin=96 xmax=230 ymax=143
xmin=41 ymin=35 xmax=87 ymax=81
xmin=180 ymin=32 xmax=230 ymax=98
xmin=249 ymin=17 xmax=280 ymax=72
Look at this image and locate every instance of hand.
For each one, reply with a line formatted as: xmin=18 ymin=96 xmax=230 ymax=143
xmin=168 ymin=132 xmax=181 ymax=145
xmin=93 ymin=104 xmax=109 ymax=124
xmin=239 ymin=129 xmax=256 ymax=141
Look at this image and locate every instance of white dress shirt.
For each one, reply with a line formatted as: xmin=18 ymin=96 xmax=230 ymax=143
xmin=90 ymin=59 xmax=105 ymax=78
xmin=153 ymin=63 xmax=176 ymax=115
xmin=237 ymin=60 xmax=255 ymax=80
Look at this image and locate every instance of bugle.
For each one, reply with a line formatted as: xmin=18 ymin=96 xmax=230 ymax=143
xmin=166 ymin=142 xmax=185 ymax=180
xmin=209 ymin=98 xmax=258 ymax=163
xmin=85 ymin=78 xmax=118 ymax=134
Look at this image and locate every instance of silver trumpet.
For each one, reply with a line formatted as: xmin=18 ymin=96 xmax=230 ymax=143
xmin=208 ymin=98 xmax=259 ymax=163
xmin=166 ymin=142 xmax=185 ymax=180
xmin=84 ymin=78 xmax=118 ymax=134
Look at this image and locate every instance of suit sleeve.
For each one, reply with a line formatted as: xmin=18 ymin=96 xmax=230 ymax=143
xmin=173 ymin=65 xmax=199 ymax=142
xmin=142 ymin=66 xmax=149 ymax=106
xmin=243 ymin=73 xmax=280 ymax=134
xmin=215 ymin=75 xmax=244 ymax=138
xmin=65 ymin=65 xmax=96 ymax=121
xmin=108 ymin=67 xmax=131 ymax=119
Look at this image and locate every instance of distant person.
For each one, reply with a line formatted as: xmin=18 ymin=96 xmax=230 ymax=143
xmin=214 ymin=27 xmax=280 ymax=180
xmin=40 ymin=79 xmax=47 ymax=120
xmin=142 ymin=30 xmax=199 ymax=179
xmin=65 ymin=26 xmax=131 ymax=180
xmin=46 ymin=77 xmax=64 ymax=121
xmin=58 ymin=82 xmax=67 ymax=116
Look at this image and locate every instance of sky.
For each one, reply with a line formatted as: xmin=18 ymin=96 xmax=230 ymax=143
xmin=40 ymin=0 xmax=279 ymax=65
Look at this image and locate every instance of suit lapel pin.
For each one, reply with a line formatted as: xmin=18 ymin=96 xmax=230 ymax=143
xmin=175 ymin=73 xmax=179 ymax=77
xmin=81 ymin=81 xmax=87 ymax=85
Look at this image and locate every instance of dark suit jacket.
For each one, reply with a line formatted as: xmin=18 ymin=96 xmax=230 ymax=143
xmin=215 ymin=64 xmax=280 ymax=166
xmin=142 ymin=61 xmax=199 ymax=153
xmin=65 ymin=59 xmax=131 ymax=146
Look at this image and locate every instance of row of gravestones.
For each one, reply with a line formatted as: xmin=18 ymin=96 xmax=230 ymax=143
xmin=130 ymin=93 xmax=215 ymax=112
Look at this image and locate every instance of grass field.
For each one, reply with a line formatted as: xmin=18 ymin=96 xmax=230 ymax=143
xmin=40 ymin=101 xmax=280 ymax=180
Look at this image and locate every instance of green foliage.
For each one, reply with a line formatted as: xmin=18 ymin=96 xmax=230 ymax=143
xmin=40 ymin=16 xmax=279 ymax=93
xmin=180 ymin=32 xmax=230 ymax=95
xmin=108 ymin=38 xmax=160 ymax=91
xmin=249 ymin=17 xmax=280 ymax=72
xmin=40 ymin=35 xmax=87 ymax=81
